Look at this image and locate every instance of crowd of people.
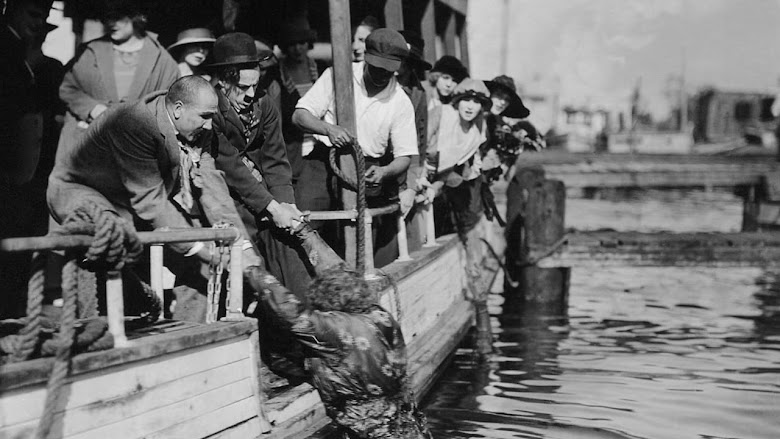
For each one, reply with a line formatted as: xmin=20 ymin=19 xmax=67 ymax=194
xmin=1 ymin=0 xmax=544 ymax=437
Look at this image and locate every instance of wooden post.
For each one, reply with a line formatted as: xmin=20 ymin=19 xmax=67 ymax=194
xmin=396 ymin=213 xmax=412 ymax=261
xmin=106 ymin=270 xmax=128 ymax=347
xmin=420 ymin=0 xmax=436 ymax=63
xmin=383 ymin=0 xmax=404 ymax=29
xmin=422 ymin=202 xmax=437 ymax=247
xmin=329 ymin=0 xmax=359 ymax=269
xmin=364 ymin=215 xmax=376 ymax=276
xmin=150 ymin=244 xmax=164 ymax=321
xmin=521 ymin=179 xmax=569 ymax=314
xmin=742 ymin=184 xmax=760 ymax=232
xmin=223 ymin=240 xmax=245 ymax=321
xmin=443 ymin=11 xmax=456 ymax=56
xmin=506 ymin=165 xmax=569 ymax=314
xmin=457 ymin=14 xmax=469 ymax=68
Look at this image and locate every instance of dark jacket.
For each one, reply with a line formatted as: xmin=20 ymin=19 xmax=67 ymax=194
xmin=212 ymin=90 xmax=295 ymax=214
xmin=57 ymin=35 xmax=179 ymax=158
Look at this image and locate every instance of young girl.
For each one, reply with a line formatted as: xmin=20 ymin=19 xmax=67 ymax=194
xmin=423 ymin=78 xmax=492 ymax=236
xmin=425 ymin=55 xmax=469 ymax=111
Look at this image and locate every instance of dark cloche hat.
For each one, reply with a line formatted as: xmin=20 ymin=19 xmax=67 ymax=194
xmin=451 ymin=78 xmax=492 ymax=110
xmin=206 ymin=32 xmax=261 ymax=67
xmin=364 ymin=28 xmax=409 ymax=72
xmin=485 ymin=75 xmax=530 ymax=118
xmin=101 ymin=0 xmax=142 ymax=21
xmin=398 ymin=29 xmax=432 ymax=71
xmin=431 ymin=55 xmax=469 ymax=83
xmin=280 ymin=17 xmax=317 ymax=46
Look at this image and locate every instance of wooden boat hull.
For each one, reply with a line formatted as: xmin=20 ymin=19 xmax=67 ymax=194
xmin=1 ymin=231 xmax=499 ymax=438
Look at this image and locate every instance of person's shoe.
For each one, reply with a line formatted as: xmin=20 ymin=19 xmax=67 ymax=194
xmin=292 ymin=222 xmax=345 ymax=276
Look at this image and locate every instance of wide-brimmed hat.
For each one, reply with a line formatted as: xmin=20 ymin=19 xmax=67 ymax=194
xmin=431 ymin=55 xmax=468 ymax=83
xmin=485 ymin=75 xmax=530 ymax=118
xmin=101 ymin=0 xmax=142 ymax=21
xmin=451 ymin=78 xmax=492 ymax=110
xmin=279 ymin=18 xmax=317 ymax=47
xmin=364 ymin=28 xmax=408 ymax=72
xmin=398 ymin=29 xmax=432 ymax=71
xmin=167 ymin=28 xmax=215 ymax=54
xmin=205 ymin=32 xmax=261 ymax=68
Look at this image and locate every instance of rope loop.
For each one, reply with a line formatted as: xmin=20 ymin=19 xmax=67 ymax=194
xmin=328 ymin=142 xmax=367 ymax=276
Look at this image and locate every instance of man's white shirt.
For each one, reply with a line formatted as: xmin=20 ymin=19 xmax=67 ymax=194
xmin=296 ymin=62 xmax=418 ymax=159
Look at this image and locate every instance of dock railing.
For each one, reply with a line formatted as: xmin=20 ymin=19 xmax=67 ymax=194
xmin=0 ymin=227 xmax=243 ymax=348
xmin=308 ymin=197 xmax=437 ymax=276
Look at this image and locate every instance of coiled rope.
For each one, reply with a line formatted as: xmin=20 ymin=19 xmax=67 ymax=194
xmin=328 ymin=143 xmax=367 ymax=276
xmin=0 ymin=200 xmax=157 ymax=439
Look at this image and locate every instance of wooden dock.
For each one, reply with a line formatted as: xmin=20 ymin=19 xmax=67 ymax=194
xmin=532 ymin=231 xmax=780 ymax=268
xmin=516 ymin=152 xmax=780 ymax=188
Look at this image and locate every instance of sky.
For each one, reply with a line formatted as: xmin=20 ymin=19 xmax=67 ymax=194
xmin=468 ymin=0 xmax=780 ymax=117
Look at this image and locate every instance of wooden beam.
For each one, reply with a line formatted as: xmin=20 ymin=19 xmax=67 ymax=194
xmin=328 ymin=0 xmax=358 ymax=269
xmin=383 ymin=0 xmax=404 ymax=29
xmin=533 ymin=231 xmax=780 ymax=268
xmin=438 ymin=0 xmax=468 ymax=16
xmin=457 ymin=14 xmax=469 ymax=69
xmin=420 ymin=0 xmax=436 ymax=63
xmin=443 ymin=9 xmax=456 ymax=56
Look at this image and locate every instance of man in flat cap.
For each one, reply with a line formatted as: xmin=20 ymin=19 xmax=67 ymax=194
xmin=293 ymin=28 xmax=418 ymax=267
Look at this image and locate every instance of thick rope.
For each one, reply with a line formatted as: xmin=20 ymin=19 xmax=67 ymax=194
xmin=6 ymin=252 xmax=47 ymax=362
xmin=516 ymin=234 xmax=570 ymax=267
xmin=329 ymin=143 xmax=367 ymax=275
xmin=35 ymin=258 xmax=79 ymax=439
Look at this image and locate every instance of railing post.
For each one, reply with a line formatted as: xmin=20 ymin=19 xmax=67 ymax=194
xmin=150 ymin=244 xmax=164 ymax=320
xmin=396 ymin=213 xmax=412 ymax=262
xmin=364 ymin=215 xmax=375 ymax=277
xmin=224 ymin=239 xmax=245 ymax=321
xmin=106 ymin=270 xmax=128 ymax=347
xmin=422 ymin=203 xmax=437 ymax=247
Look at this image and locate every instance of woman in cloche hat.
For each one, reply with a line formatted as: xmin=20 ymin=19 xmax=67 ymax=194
xmin=421 ymin=78 xmax=492 ymax=236
xmin=168 ymin=27 xmax=215 ymax=78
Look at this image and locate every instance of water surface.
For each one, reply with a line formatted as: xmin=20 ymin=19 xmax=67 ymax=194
xmin=423 ymin=189 xmax=780 ymax=439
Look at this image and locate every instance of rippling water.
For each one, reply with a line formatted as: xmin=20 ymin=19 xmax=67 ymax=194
xmin=423 ymin=189 xmax=780 ymax=439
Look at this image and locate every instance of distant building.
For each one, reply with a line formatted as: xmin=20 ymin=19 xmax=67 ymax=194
xmin=693 ymin=88 xmax=776 ymax=145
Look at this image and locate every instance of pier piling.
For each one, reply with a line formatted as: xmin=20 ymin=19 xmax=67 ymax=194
xmin=506 ymin=165 xmax=569 ymax=315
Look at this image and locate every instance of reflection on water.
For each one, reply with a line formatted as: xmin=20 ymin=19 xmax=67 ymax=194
xmin=423 ymin=189 xmax=780 ymax=439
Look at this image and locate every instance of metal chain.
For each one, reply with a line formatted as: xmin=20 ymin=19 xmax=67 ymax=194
xmin=206 ymin=222 xmax=230 ymax=323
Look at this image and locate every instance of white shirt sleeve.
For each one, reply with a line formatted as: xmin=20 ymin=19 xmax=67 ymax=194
xmin=389 ymin=92 xmax=419 ymax=157
xmin=295 ymin=66 xmax=334 ymax=119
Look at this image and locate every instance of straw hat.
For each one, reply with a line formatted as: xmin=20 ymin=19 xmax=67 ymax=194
xmin=485 ymin=75 xmax=530 ymax=118
xmin=167 ymin=28 xmax=216 ymax=54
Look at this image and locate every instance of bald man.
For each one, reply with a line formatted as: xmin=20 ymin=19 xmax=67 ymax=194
xmin=48 ymin=76 xmax=263 ymax=321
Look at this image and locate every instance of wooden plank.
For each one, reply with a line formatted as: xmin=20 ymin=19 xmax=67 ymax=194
xmin=67 ymin=379 xmax=254 ymax=439
xmin=438 ymin=0 xmax=468 ymax=16
xmin=407 ymin=298 xmax=474 ymax=398
xmin=1 ymin=339 xmax=250 ymax=427
xmin=535 ymin=231 xmax=780 ymax=268
xmin=457 ymin=14 xmax=469 ymax=69
xmin=0 ymin=321 xmax=257 ymax=391
xmin=2 ymin=358 xmax=253 ymax=438
xmin=145 ymin=396 xmax=257 ymax=439
xmin=443 ymin=9 xmax=456 ymax=56
xmin=543 ymin=170 xmax=765 ymax=188
xmin=383 ymin=0 xmax=404 ymax=29
xmin=420 ymin=0 xmax=436 ymax=63
xmin=205 ymin=416 xmax=261 ymax=439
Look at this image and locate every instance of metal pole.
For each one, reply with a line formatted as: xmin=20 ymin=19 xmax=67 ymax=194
xmin=396 ymin=214 xmax=411 ymax=262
